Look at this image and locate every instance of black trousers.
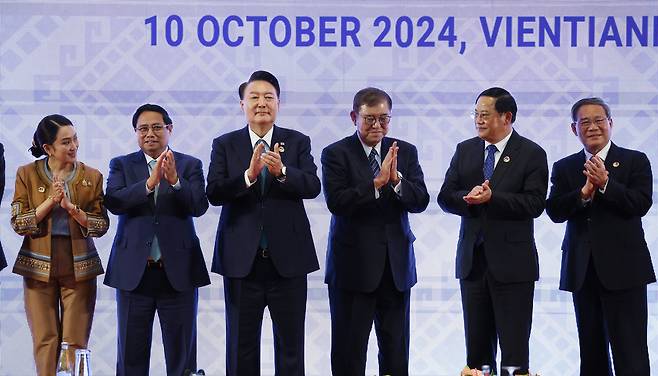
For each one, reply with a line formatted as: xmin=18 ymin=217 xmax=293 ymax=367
xmin=223 ymin=253 xmax=308 ymax=376
xmin=328 ymin=258 xmax=411 ymax=376
xmin=573 ymin=259 xmax=649 ymax=376
xmin=460 ymin=244 xmax=534 ymax=376
xmin=116 ymin=264 xmax=199 ymax=376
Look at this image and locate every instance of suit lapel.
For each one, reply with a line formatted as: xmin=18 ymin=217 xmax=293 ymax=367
xmin=263 ymin=126 xmax=283 ymax=195
xmin=271 ymin=125 xmax=288 ymax=166
xmin=572 ymin=150 xmax=587 ymax=189
xmin=604 ymin=142 xmax=621 ymax=182
xmin=233 ymin=126 xmax=254 ymax=174
xmin=131 ymin=152 xmax=150 ymax=181
xmin=472 ymin=138 xmax=486 ymax=183
xmin=349 ymin=133 xmax=374 ymax=181
xmin=131 ymin=152 xmax=155 ymax=210
xmin=380 ymin=137 xmax=391 ymax=162
xmin=490 ymin=130 xmax=521 ymax=189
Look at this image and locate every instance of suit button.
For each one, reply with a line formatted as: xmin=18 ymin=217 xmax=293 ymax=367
xmin=146 ymin=241 xmax=152 ymax=247
xmin=154 ymin=220 xmax=159 ymax=225
xmin=586 ymin=217 xmax=591 ymax=222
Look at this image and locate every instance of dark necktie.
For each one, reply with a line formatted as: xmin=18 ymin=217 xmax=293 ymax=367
xmin=483 ymin=144 xmax=498 ymax=181
xmin=255 ymin=139 xmax=269 ymax=249
xmin=369 ymin=147 xmax=380 ymax=178
xmin=255 ymin=139 xmax=270 ymax=195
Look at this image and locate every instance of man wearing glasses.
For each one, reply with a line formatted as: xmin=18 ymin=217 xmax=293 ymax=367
xmin=546 ymin=97 xmax=654 ymax=375
xmin=438 ymin=87 xmax=548 ymax=375
xmin=322 ymin=87 xmax=429 ymax=375
xmin=105 ymin=103 xmax=210 ymax=375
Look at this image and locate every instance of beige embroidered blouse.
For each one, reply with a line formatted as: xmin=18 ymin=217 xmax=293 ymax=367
xmin=11 ymin=159 xmax=108 ymax=282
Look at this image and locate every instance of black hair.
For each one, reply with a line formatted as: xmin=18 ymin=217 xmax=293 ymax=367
xmin=352 ymin=87 xmax=393 ymax=113
xmin=29 ymin=114 xmax=73 ymax=158
xmin=570 ymin=97 xmax=611 ymax=122
xmin=132 ymin=103 xmax=172 ymax=129
xmin=476 ymin=87 xmax=517 ymax=123
xmin=238 ymin=82 xmax=248 ymax=100
xmin=245 ymin=70 xmax=280 ymax=97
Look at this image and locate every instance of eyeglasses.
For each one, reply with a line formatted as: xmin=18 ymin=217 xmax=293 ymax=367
xmin=136 ymin=123 xmax=169 ymax=135
xmin=575 ymin=117 xmax=609 ymax=128
xmin=470 ymin=111 xmax=495 ymax=121
xmin=360 ymin=115 xmax=392 ymax=126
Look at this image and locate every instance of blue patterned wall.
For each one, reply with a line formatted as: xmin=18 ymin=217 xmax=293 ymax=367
xmin=1 ymin=1 xmax=657 ymax=374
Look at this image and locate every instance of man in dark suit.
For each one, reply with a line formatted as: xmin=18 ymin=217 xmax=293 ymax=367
xmin=104 ymin=104 xmax=210 ymax=376
xmin=546 ymin=97 xmax=655 ymax=376
xmin=437 ymin=87 xmax=548 ymax=375
xmin=0 ymin=142 xmax=6 ymax=271
xmin=322 ymin=87 xmax=429 ymax=375
xmin=206 ymin=71 xmax=320 ymax=376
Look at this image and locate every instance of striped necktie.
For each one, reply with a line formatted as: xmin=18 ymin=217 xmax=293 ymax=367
xmin=369 ymin=147 xmax=380 ymax=178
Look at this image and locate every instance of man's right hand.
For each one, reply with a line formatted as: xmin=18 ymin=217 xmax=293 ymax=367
xmin=146 ymin=150 xmax=167 ymax=191
xmin=246 ymin=142 xmax=267 ymax=183
xmin=374 ymin=142 xmax=398 ymax=189
xmin=580 ymin=176 xmax=595 ymax=200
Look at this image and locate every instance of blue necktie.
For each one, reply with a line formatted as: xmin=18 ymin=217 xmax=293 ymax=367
xmin=369 ymin=148 xmax=380 ymax=178
xmin=483 ymin=144 xmax=498 ymax=181
xmin=255 ymin=139 xmax=269 ymax=249
xmin=147 ymin=159 xmax=161 ymax=261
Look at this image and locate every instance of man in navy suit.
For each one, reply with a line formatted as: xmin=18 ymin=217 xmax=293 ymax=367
xmin=105 ymin=104 xmax=210 ymax=376
xmin=206 ymin=71 xmax=320 ymax=375
xmin=438 ymin=88 xmax=548 ymax=375
xmin=322 ymin=87 xmax=429 ymax=375
xmin=546 ymin=97 xmax=655 ymax=376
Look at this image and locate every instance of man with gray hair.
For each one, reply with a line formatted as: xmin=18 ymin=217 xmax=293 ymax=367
xmin=546 ymin=97 xmax=655 ymax=375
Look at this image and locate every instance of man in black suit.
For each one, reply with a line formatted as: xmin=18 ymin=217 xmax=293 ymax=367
xmin=437 ymin=87 xmax=548 ymax=375
xmin=546 ymin=97 xmax=655 ymax=376
xmin=206 ymin=70 xmax=321 ymax=375
xmin=104 ymin=104 xmax=211 ymax=375
xmin=322 ymin=87 xmax=429 ymax=375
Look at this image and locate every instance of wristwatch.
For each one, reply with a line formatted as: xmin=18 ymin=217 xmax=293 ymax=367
xmin=277 ymin=165 xmax=287 ymax=182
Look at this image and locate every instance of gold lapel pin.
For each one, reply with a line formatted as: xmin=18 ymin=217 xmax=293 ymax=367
xmin=503 ymin=156 xmax=511 ymax=163
xmin=278 ymin=142 xmax=285 ymax=153
xmin=38 ymin=186 xmax=46 ymax=193
xmin=612 ymin=161 xmax=620 ymax=167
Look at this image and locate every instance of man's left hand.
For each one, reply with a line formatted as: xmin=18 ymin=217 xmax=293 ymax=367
xmin=463 ymin=180 xmax=492 ymax=205
xmin=262 ymin=142 xmax=284 ymax=177
xmin=389 ymin=144 xmax=400 ymax=185
xmin=162 ymin=150 xmax=178 ymax=185
xmin=584 ymin=156 xmax=608 ymax=189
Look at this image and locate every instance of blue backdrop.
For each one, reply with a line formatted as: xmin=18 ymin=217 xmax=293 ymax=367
xmin=1 ymin=1 xmax=657 ymax=374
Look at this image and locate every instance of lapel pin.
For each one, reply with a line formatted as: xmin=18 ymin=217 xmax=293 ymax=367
xmin=278 ymin=142 xmax=285 ymax=153
xmin=503 ymin=156 xmax=511 ymax=163
xmin=612 ymin=161 xmax=620 ymax=168
xmin=38 ymin=186 xmax=45 ymax=193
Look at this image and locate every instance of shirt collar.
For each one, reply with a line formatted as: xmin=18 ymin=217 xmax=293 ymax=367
xmin=484 ymin=128 xmax=513 ymax=154
xmin=584 ymin=140 xmax=612 ymax=161
xmin=143 ymin=146 xmax=169 ymax=164
xmin=356 ymin=132 xmax=382 ymax=157
xmin=248 ymin=125 xmax=274 ymax=148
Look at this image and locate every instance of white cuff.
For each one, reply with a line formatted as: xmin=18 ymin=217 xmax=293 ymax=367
xmin=244 ymin=170 xmax=257 ymax=188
